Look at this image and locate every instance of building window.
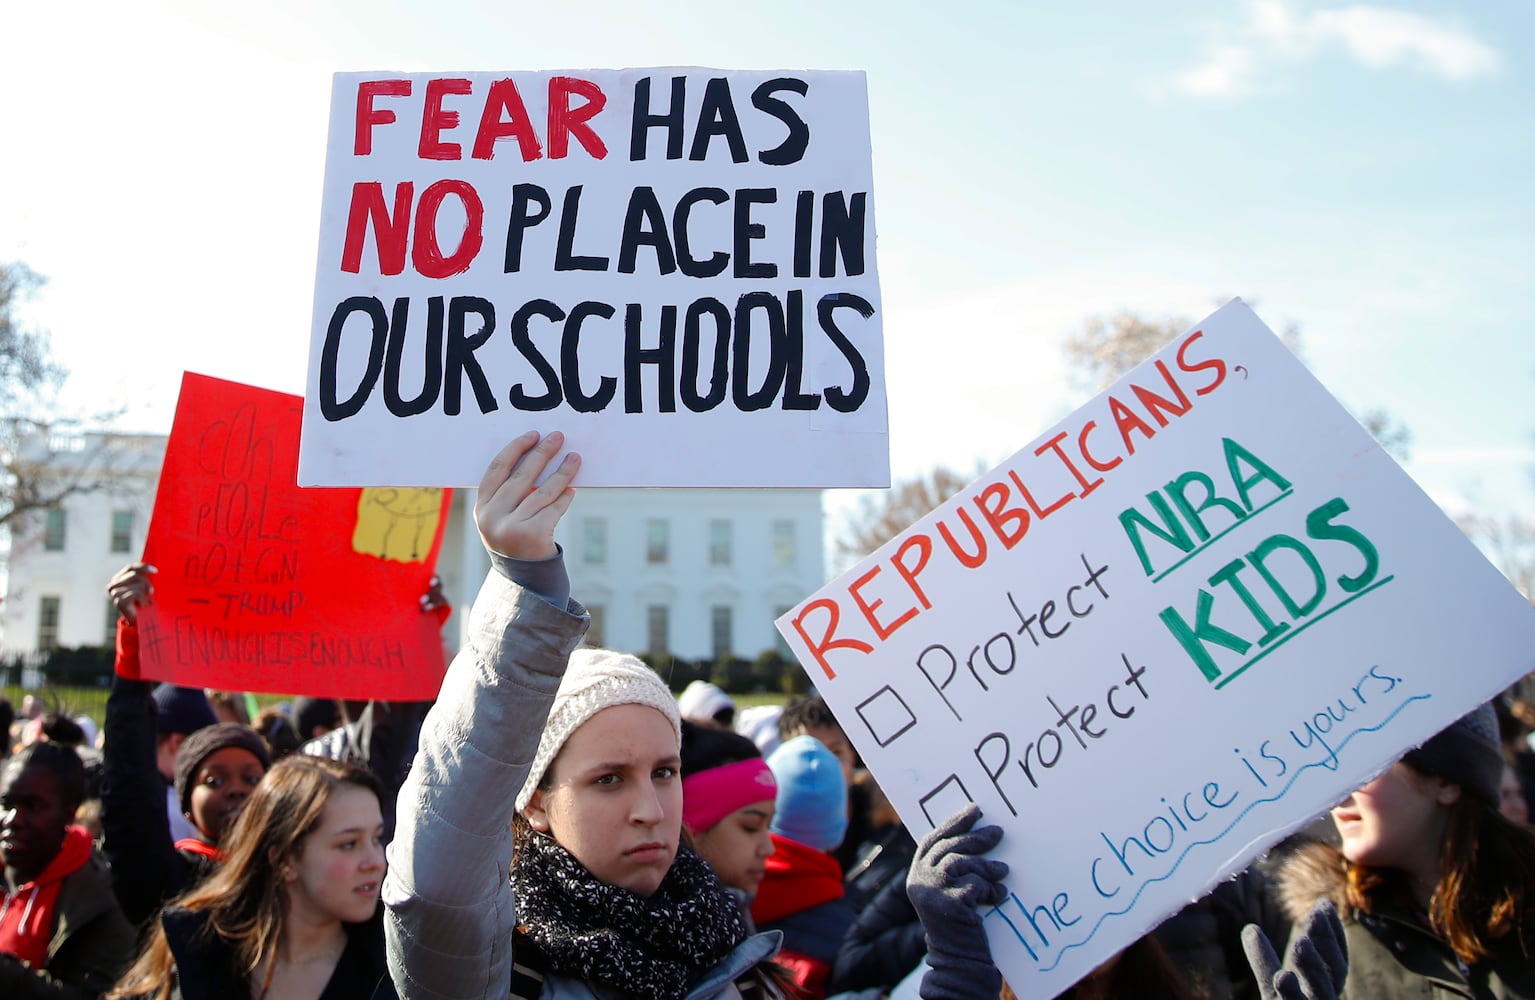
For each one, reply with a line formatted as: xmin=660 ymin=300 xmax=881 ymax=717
xmin=38 ymin=596 xmax=61 ymax=652
xmin=582 ymin=518 xmax=607 ymax=564
xmin=646 ymin=519 xmax=669 ymax=564
xmin=711 ymin=605 xmax=733 ymax=659
xmin=105 ymin=598 xmax=120 ymax=645
xmin=708 ymin=520 xmax=732 ymax=566
xmin=646 ymin=604 xmax=670 ymax=656
xmin=587 ymin=604 xmax=606 ymax=647
xmin=44 ymin=508 xmax=66 ymax=551
xmin=111 ymin=509 xmax=134 ymax=553
xmin=771 ymin=519 xmax=796 ymax=568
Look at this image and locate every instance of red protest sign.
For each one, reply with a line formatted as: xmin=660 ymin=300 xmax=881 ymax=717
xmin=137 ymin=372 xmax=451 ymax=699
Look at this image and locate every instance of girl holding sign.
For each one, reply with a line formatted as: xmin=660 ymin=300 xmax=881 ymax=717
xmin=1280 ymin=705 xmax=1535 ymax=998
xmin=383 ymin=431 xmax=791 ymax=1000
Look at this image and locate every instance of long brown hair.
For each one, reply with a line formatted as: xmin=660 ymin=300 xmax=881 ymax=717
xmin=109 ymin=756 xmax=384 ymax=999
xmin=1345 ymin=766 xmax=1535 ymax=963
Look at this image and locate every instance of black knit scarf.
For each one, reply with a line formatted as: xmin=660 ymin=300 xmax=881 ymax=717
xmin=510 ymin=833 xmax=750 ymax=999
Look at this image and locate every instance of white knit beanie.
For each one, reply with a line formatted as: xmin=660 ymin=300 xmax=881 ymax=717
xmin=516 ymin=648 xmax=682 ymax=813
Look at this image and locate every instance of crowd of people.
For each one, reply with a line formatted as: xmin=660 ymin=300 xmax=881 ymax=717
xmin=2 ymin=430 xmax=1533 ymax=997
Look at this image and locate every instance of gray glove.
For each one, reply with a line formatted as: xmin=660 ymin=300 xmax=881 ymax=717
xmin=1243 ymin=899 xmax=1348 ymax=1000
xmin=906 ymin=804 xmax=1010 ymax=1000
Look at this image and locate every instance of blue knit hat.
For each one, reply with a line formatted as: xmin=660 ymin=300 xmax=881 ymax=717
xmin=767 ymin=735 xmax=848 ymax=852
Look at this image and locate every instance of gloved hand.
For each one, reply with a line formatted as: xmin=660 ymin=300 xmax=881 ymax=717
xmin=906 ymin=803 xmax=1010 ymax=1000
xmin=1243 ymin=899 xmax=1348 ymax=1000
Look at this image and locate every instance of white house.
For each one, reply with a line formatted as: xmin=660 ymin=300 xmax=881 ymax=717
xmin=1 ymin=432 xmax=166 ymax=660
xmin=429 ymin=487 xmax=824 ymax=662
xmin=3 ymin=431 xmax=827 ymax=667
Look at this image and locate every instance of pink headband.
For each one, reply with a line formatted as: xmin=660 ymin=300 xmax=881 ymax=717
xmin=683 ymin=758 xmax=778 ymax=834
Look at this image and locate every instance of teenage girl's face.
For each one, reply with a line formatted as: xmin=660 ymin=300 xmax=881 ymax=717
xmin=188 ymin=747 xmax=265 ymax=842
xmin=1332 ymin=762 xmax=1456 ymax=882
xmin=693 ymin=800 xmax=776 ymax=896
xmin=526 ymin=704 xmax=682 ymax=897
xmin=285 ymin=783 xmax=386 ymax=925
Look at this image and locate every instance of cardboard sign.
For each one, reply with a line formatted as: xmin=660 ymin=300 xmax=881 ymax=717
xmin=300 ymin=68 xmax=886 ymax=489
xmin=138 ymin=373 xmax=451 ymax=699
xmin=776 ymin=300 xmax=1535 ymax=995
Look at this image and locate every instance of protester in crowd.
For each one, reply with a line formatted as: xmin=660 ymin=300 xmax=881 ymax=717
xmin=149 ymin=686 xmax=219 ymax=843
xmin=253 ymin=707 xmax=302 ymax=762
xmin=100 ymin=563 xmax=270 ymax=928
xmin=680 ymin=721 xmax=778 ymax=904
xmin=904 ymin=804 xmax=1347 ymax=1000
xmin=292 ymin=697 xmax=341 ymax=743
xmin=841 ymin=770 xmax=916 ymax=912
xmin=779 ymin=694 xmax=867 ymax=870
xmin=0 ymin=742 xmax=136 ymax=998
xmin=38 ymin=713 xmax=106 ymax=802
xmin=778 ymin=695 xmax=856 ymax=785
xmin=204 ymin=692 xmax=249 ymax=727
xmin=385 ymin=430 xmax=790 ymax=1000
xmin=750 ymin=734 xmax=857 ymax=999
xmin=108 ymin=755 xmax=391 ymax=1000
xmin=679 ymin=680 xmax=736 ymax=730
xmin=300 ymin=699 xmax=428 ymax=842
xmin=1279 ymin=704 xmax=1535 ymax=997
xmin=826 ymin=772 xmax=924 ymax=995
xmin=736 ymin=702 xmax=785 ymax=757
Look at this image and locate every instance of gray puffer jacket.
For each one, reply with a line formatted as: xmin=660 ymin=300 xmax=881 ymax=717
xmin=382 ymin=563 xmax=781 ymax=1000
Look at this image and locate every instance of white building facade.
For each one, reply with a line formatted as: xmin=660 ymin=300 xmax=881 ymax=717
xmin=3 ymin=431 xmax=827 ymax=667
xmin=435 ymin=487 xmax=824 ymax=662
xmin=2 ymin=432 xmax=166 ymax=660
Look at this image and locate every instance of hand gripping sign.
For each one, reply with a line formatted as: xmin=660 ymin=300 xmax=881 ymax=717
xmin=777 ymin=299 xmax=1535 ymax=996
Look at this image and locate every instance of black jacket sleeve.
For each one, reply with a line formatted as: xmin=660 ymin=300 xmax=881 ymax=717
xmin=100 ymin=624 xmax=195 ymax=929
xmin=827 ymin=875 xmax=928 ymax=993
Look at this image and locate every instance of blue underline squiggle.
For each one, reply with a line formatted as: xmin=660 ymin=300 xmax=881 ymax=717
xmin=1008 ymin=691 xmax=1432 ymax=974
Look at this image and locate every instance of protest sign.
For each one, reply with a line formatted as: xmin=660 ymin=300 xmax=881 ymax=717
xmin=137 ymin=373 xmax=451 ymax=700
xmin=776 ymin=299 xmax=1535 ymax=995
xmin=300 ymin=68 xmax=886 ymax=489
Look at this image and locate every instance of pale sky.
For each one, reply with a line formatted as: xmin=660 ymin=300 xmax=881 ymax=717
xmin=3 ymin=0 xmax=1530 ymax=535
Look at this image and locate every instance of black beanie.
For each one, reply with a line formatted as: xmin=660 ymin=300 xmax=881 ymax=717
xmin=1403 ymin=703 xmax=1503 ymax=807
xmin=174 ymin=722 xmax=272 ymax=817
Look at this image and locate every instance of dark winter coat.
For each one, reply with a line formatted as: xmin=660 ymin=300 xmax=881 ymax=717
xmin=1280 ymin=841 xmax=1535 ymax=999
xmin=0 ymin=847 xmax=136 ymax=999
xmin=155 ymin=905 xmax=395 ymax=1000
xmin=1154 ymin=864 xmax=1292 ymax=1000
xmin=100 ymin=670 xmax=217 ymax=929
xmin=827 ymin=875 xmax=926 ymax=994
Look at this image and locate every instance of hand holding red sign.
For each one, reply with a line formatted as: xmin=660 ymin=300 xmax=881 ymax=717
xmin=138 ymin=373 xmax=452 ymax=700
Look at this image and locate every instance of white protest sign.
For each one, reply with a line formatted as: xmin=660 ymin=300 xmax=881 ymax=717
xmin=300 ymin=69 xmax=886 ymax=488
xmin=776 ymin=299 xmax=1535 ymax=996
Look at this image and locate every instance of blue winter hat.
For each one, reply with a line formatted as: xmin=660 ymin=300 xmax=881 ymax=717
xmin=767 ymin=734 xmax=848 ymax=852
xmin=151 ymin=684 xmax=218 ymax=736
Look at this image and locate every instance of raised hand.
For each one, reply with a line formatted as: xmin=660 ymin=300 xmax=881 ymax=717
xmin=1243 ymin=899 xmax=1348 ymax=1000
xmin=473 ymin=430 xmax=580 ymax=560
xmin=107 ymin=563 xmax=158 ymax=623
